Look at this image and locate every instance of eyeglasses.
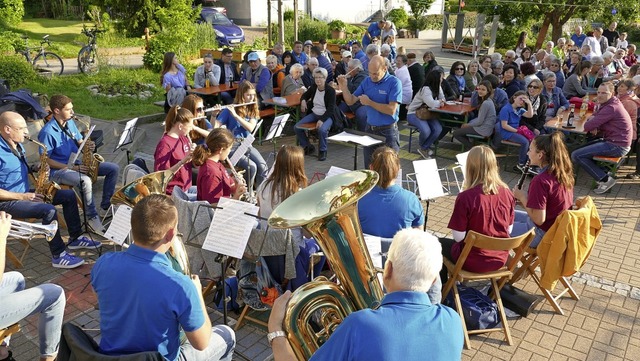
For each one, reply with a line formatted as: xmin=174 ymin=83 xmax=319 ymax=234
xmin=314 ymin=76 xmax=326 ymax=80
xmin=455 ymin=68 xmax=464 ymax=71
xmin=196 ymin=107 xmax=205 ymax=112
xmin=528 ymin=85 xmax=540 ymax=89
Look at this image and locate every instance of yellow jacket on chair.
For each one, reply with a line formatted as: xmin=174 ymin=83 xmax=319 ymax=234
xmin=537 ymin=196 xmax=602 ymax=291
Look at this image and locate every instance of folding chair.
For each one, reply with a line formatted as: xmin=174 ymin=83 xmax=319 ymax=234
xmin=441 ymin=228 xmax=535 ymax=349
xmin=510 ymin=196 xmax=601 ymax=315
xmin=0 ymin=323 xmax=20 ymax=342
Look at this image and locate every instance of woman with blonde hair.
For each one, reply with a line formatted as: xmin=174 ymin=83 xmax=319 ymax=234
xmin=440 ymin=145 xmax=515 ymax=282
xmin=213 ymin=80 xmax=268 ymax=188
xmin=153 ymin=106 xmax=195 ymax=195
xmin=181 ymin=94 xmax=211 ymax=145
xmin=191 ymin=128 xmax=247 ymax=204
xmin=511 ymin=132 xmax=574 ymax=247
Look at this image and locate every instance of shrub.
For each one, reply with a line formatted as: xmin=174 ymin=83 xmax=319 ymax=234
xmin=0 ymin=0 xmax=24 ymax=27
xmin=386 ymin=8 xmax=408 ymax=30
xmin=328 ymin=20 xmax=346 ymax=32
xmin=0 ymin=55 xmax=38 ymax=88
xmin=0 ymin=30 xmax=21 ymax=53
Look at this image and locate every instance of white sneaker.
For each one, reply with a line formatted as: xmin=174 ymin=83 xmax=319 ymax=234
xmin=417 ymin=148 xmax=432 ymax=159
xmin=98 ymin=206 xmax=110 ymax=218
xmin=88 ymin=216 xmax=106 ymax=235
xmin=594 ymin=177 xmax=616 ymax=194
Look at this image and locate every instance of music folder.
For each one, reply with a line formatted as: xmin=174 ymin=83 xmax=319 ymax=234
xmin=67 ymin=125 xmax=96 ymax=167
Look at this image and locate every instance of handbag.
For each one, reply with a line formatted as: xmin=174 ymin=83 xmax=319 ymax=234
xmin=517 ymin=125 xmax=536 ymax=142
xmin=415 ymin=104 xmax=433 ymax=120
xmin=444 ymin=284 xmax=500 ymax=330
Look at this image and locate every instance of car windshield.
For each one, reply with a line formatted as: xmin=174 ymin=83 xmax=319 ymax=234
xmin=202 ymin=12 xmax=232 ymax=26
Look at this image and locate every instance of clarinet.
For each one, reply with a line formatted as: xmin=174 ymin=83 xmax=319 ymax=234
xmin=516 ymin=160 xmax=530 ymax=190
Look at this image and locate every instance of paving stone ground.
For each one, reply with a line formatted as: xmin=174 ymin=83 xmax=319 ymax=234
xmin=6 ymin=38 xmax=640 ymax=360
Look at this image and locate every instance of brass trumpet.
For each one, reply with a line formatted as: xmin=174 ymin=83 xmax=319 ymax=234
xmin=9 ymin=220 xmax=58 ymax=241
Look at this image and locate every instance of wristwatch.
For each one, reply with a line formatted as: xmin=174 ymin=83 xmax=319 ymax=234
xmin=267 ymin=330 xmax=287 ymax=345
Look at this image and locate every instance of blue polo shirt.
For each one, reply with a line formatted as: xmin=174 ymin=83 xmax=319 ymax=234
xmin=498 ymin=104 xmax=526 ymax=140
xmin=217 ymin=108 xmax=251 ymax=138
xmin=358 ymin=185 xmax=424 ymax=238
xmin=292 ymin=51 xmax=308 ymax=66
xmin=362 ymin=22 xmax=382 ymax=47
xmin=310 ymin=291 xmax=463 ymax=361
xmin=0 ymin=136 xmax=29 ymax=192
xmin=91 ymin=244 xmax=204 ymax=361
xmin=353 ymin=72 xmax=402 ymax=126
xmin=37 ymin=117 xmax=83 ymax=172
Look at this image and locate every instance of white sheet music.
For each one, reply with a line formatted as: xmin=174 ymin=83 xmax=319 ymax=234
xmin=104 ymin=206 xmax=132 ymax=245
xmin=455 ymin=151 xmax=470 ymax=179
xmin=67 ymin=125 xmax=96 ymax=166
xmin=229 ymin=134 xmax=255 ymax=166
xmin=202 ymin=198 xmax=259 ymax=258
xmin=413 ymin=159 xmax=446 ymax=200
xmin=265 ymin=114 xmax=290 ymax=141
xmin=363 ymin=233 xmax=383 ymax=269
xmin=117 ymin=118 xmax=138 ymax=148
xmin=326 ymin=166 xmax=403 ymax=185
xmin=328 ymin=131 xmax=384 ymax=147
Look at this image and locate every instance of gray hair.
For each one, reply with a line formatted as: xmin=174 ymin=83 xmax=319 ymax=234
xmin=290 ymin=63 xmax=304 ymax=73
xmin=590 ymin=55 xmax=604 ymax=65
xmin=366 ymin=44 xmax=380 ymax=55
xmin=605 ymin=47 xmax=617 ymax=54
xmin=581 ymin=44 xmax=591 ymax=51
xmin=380 ymin=44 xmax=391 ymax=54
xmin=348 ymin=58 xmax=363 ymax=70
xmin=491 ymin=53 xmax=503 ymax=62
xmin=546 ymin=41 xmax=554 ymax=47
xmin=266 ymin=54 xmax=278 ymax=63
xmin=505 ymin=50 xmax=516 ymax=58
xmin=557 ymin=37 xmax=566 ymax=45
xmin=551 ymin=58 xmax=562 ymax=67
xmin=386 ymin=229 xmax=442 ymax=292
xmin=602 ymin=51 xmax=614 ymax=60
xmin=307 ymin=57 xmax=319 ymax=65
xmin=313 ymin=67 xmax=327 ymax=79
xmin=543 ymin=71 xmax=557 ymax=81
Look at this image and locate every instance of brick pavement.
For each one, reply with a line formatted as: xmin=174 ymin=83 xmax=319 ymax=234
xmin=6 ymin=111 xmax=640 ymax=360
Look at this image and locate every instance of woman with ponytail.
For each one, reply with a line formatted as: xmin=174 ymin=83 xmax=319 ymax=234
xmin=153 ymin=106 xmax=195 ymax=195
xmin=511 ymin=131 xmax=574 ymax=247
xmin=191 ymin=128 xmax=247 ymax=204
xmin=181 ymin=94 xmax=211 ymax=145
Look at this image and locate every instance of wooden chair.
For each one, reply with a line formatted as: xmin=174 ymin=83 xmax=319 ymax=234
xmin=0 ymin=323 xmax=20 ymax=342
xmin=441 ymin=228 xmax=535 ymax=349
xmin=510 ymin=196 xmax=601 ymax=315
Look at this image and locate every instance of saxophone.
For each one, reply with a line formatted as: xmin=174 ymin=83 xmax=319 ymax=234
xmin=82 ymin=138 xmax=104 ymax=183
xmin=25 ymin=137 xmax=61 ymax=203
xmin=268 ymin=170 xmax=383 ymax=360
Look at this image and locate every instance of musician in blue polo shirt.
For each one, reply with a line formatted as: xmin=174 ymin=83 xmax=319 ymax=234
xmin=0 ymin=111 xmax=99 ymax=268
xmin=338 ymin=55 xmax=403 ymax=168
xmin=37 ymin=95 xmax=120 ymax=234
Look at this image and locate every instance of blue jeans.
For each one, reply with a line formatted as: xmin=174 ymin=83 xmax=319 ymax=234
xmin=220 ymin=92 xmax=234 ymax=105
xmin=510 ymin=210 xmax=545 ymax=248
xmin=503 ymin=132 xmax=531 ymax=164
xmin=231 ymin=143 xmax=267 ymax=187
xmin=178 ymin=325 xmax=235 ymax=361
xmin=0 ymin=188 xmax=81 ymax=257
xmin=0 ymin=272 xmax=65 ymax=357
xmin=407 ymin=113 xmax=443 ymax=151
xmin=364 ymin=123 xmax=400 ymax=169
xmin=295 ymin=113 xmax=333 ymax=152
xmin=571 ymin=141 xmax=629 ymax=181
xmin=51 ymin=161 xmax=120 ymax=219
xmin=355 ymin=106 xmax=368 ymax=131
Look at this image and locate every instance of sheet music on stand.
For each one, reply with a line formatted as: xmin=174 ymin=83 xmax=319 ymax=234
xmin=326 ymin=166 xmax=403 ymax=185
xmin=265 ymin=114 xmax=290 ymax=141
xmin=363 ymin=233 xmax=383 ymax=269
xmin=412 ymin=159 xmax=447 ymax=201
xmin=201 ymin=198 xmax=259 ymax=259
xmin=327 ymin=131 xmax=384 ymax=147
xmin=229 ymin=134 xmax=255 ymax=166
xmin=104 ymin=205 xmax=133 ymax=245
xmin=67 ymin=125 xmax=96 ymax=167
xmin=115 ymin=117 xmax=138 ymax=150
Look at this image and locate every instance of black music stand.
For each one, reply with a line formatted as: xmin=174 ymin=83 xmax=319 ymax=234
xmin=113 ymin=117 xmax=139 ymax=165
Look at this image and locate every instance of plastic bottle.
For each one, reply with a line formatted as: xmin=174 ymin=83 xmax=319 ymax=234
xmin=567 ymin=106 xmax=575 ymax=127
xmin=580 ymin=95 xmax=588 ymax=117
xmin=205 ymin=78 xmax=210 ymax=88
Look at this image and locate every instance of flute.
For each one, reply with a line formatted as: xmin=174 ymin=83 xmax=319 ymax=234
xmin=203 ymin=102 xmax=257 ymax=113
xmin=516 ymin=160 xmax=530 ymax=190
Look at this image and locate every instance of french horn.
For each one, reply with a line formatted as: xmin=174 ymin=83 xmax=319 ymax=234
xmin=268 ymin=170 xmax=383 ymax=360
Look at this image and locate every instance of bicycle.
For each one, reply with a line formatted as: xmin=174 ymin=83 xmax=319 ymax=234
xmin=78 ymin=26 xmax=105 ymax=75
xmin=18 ymin=35 xmax=64 ymax=76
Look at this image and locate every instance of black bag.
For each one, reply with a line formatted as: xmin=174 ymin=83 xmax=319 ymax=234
xmin=499 ymin=283 xmax=542 ymax=317
xmin=445 ymin=284 xmax=500 ymax=330
xmin=0 ymin=79 xmax=9 ymax=97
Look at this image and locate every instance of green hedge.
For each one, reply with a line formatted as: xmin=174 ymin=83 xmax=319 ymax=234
xmin=0 ymin=55 xmax=38 ymax=88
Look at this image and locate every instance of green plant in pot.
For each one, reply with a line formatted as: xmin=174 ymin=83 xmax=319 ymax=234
xmin=328 ymin=20 xmax=346 ymax=40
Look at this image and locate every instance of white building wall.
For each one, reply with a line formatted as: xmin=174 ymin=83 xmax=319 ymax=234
xmin=223 ymin=0 xmax=444 ymax=27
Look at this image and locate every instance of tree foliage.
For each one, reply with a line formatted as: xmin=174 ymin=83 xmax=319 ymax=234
xmin=0 ymin=0 xmax=25 ymax=27
xmin=406 ymin=0 xmax=436 ymax=17
xmin=467 ymin=0 xmax=640 ymax=49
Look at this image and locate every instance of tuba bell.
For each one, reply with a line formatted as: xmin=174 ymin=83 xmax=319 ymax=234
xmin=110 ymin=169 xmax=177 ymax=207
xmin=268 ymin=170 xmax=383 ymax=360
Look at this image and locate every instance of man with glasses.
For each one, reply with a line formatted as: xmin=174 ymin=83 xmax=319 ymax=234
xmin=0 ymin=111 xmax=97 ymax=268
xmin=216 ymin=48 xmax=240 ymax=104
xmin=571 ymin=82 xmax=632 ymax=194
xmin=503 ymin=50 xmax=516 ymax=65
xmin=338 ymin=55 xmax=402 ymax=168
xmin=240 ymin=52 xmax=273 ymax=109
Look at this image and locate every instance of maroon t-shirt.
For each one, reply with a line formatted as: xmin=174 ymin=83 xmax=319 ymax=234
xmin=527 ymin=169 xmax=574 ymax=231
xmin=153 ymin=134 xmax=192 ymax=195
xmin=196 ymin=159 xmax=235 ymax=204
xmin=448 ymin=184 xmax=516 ymax=273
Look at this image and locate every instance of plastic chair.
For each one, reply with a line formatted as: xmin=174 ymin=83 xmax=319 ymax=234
xmin=441 ymin=228 xmax=535 ymax=349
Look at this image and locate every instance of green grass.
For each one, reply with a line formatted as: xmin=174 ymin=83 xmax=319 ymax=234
xmin=23 ymin=68 xmax=165 ymax=121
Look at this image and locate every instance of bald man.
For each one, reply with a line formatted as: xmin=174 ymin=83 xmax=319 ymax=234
xmin=338 ymin=55 xmax=402 ymax=168
xmin=0 ymin=111 xmax=100 ymax=268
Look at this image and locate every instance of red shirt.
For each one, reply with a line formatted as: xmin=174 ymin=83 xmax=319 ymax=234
xmin=527 ymin=169 xmax=573 ymax=232
xmin=196 ymin=159 xmax=235 ymax=204
xmin=448 ymin=184 xmax=515 ymax=273
xmin=153 ymin=134 xmax=192 ymax=195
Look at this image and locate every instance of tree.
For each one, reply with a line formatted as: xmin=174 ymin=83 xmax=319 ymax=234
xmin=406 ymin=0 xmax=436 ymax=17
xmin=467 ymin=0 xmax=640 ymax=50
xmin=0 ymin=0 xmax=24 ymax=27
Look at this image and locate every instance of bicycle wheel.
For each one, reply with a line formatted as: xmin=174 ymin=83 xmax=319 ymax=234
xmin=78 ymin=46 xmax=99 ymax=75
xmin=33 ymin=52 xmax=64 ymax=76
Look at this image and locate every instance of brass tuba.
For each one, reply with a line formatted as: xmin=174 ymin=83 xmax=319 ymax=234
xmin=25 ymin=136 xmax=61 ymax=203
xmin=268 ymin=170 xmax=383 ymax=360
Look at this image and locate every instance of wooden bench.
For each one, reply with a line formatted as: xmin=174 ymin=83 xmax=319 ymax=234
xmin=344 ymin=111 xmax=356 ymax=129
xmin=466 ymin=133 xmax=491 ymax=147
xmin=501 ymin=140 xmax=523 ymax=170
xmin=592 ymin=155 xmax=623 ymax=188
